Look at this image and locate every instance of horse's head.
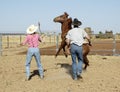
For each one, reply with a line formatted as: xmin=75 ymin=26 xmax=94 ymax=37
xmin=53 ymin=12 xmax=69 ymax=23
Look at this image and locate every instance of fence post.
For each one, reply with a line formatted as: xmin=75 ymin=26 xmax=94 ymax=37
xmin=49 ymin=35 xmax=51 ymax=43
xmin=20 ymin=35 xmax=22 ymax=44
xmin=113 ymin=34 xmax=116 ymax=56
xmin=56 ymin=35 xmax=59 ymax=52
xmin=7 ymin=35 xmax=9 ymax=48
xmin=0 ymin=34 xmax=2 ymax=56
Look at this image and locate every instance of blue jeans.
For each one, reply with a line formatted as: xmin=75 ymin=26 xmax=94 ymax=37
xmin=25 ymin=48 xmax=44 ymax=78
xmin=70 ymin=44 xmax=83 ymax=79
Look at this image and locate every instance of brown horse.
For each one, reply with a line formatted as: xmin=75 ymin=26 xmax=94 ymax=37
xmin=53 ymin=12 xmax=91 ymax=69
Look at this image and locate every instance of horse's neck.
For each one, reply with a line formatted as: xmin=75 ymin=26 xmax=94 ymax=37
xmin=61 ymin=18 xmax=72 ymax=34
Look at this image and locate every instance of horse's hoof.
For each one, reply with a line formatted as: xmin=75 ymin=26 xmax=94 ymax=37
xmin=83 ymin=68 xmax=86 ymax=70
xmin=65 ymin=55 xmax=68 ymax=58
xmin=55 ymin=55 xmax=57 ymax=58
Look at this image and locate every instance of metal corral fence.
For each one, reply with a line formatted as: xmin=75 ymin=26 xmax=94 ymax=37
xmin=0 ymin=33 xmax=62 ymax=56
xmin=0 ymin=33 xmax=120 ymax=56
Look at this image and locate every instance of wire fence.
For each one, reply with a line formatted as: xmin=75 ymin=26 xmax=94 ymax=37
xmin=0 ymin=33 xmax=120 ymax=56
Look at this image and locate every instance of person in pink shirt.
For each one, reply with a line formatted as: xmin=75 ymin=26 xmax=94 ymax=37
xmin=21 ymin=24 xmax=44 ymax=81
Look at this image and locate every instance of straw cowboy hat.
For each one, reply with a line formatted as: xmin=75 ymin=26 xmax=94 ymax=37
xmin=72 ymin=18 xmax=82 ymax=26
xmin=26 ymin=24 xmax=38 ymax=34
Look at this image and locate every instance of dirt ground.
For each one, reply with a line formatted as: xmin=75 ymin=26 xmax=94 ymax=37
xmin=0 ymin=55 xmax=120 ymax=92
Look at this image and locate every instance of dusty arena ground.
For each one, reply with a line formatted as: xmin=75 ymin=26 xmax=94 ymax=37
xmin=0 ymin=55 xmax=120 ymax=92
xmin=0 ymin=38 xmax=120 ymax=92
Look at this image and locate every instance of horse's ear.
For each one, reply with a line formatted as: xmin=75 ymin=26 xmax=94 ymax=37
xmin=64 ymin=12 xmax=69 ymax=17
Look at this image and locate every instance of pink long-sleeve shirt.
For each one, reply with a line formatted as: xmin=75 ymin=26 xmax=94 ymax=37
xmin=22 ymin=34 xmax=42 ymax=48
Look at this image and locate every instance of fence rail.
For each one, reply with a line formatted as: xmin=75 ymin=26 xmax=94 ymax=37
xmin=0 ymin=33 xmax=120 ymax=56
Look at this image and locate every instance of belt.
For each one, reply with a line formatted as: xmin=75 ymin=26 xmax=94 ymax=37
xmin=71 ymin=43 xmax=82 ymax=47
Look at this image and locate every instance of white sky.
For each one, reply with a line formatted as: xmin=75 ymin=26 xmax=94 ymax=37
xmin=0 ymin=0 xmax=120 ymax=34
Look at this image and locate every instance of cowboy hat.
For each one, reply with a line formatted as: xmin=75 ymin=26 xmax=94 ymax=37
xmin=72 ymin=18 xmax=82 ymax=26
xmin=26 ymin=24 xmax=38 ymax=34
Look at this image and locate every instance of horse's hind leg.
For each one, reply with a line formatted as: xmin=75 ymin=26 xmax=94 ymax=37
xmin=55 ymin=47 xmax=61 ymax=57
xmin=83 ymin=56 xmax=89 ymax=70
xmin=64 ymin=45 xmax=70 ymax=55
xmin=63 ymin=45 xmax=69 ymax=57
xmin=61 ymin=41 xmax=69 ymax=57
xmin=55 ymin=40 xmax=66 ymax=57
xmin=82 ymin=44 xmax=90 ymax=69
